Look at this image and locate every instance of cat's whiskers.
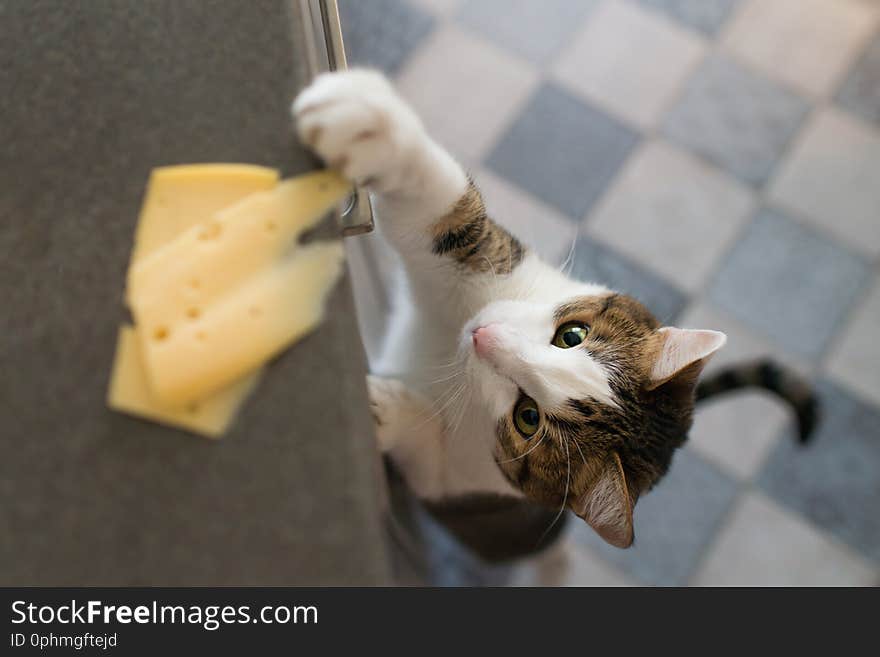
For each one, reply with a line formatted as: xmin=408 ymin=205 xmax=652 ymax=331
xmin=425 ymin=351 xmax=468 ymax=371
xmin=572 ymin=437 xmax=589 ymax=467
xmin=538 ymin=433 xmax=571 ymax=546
xmin=427 ymin=360 xmax=461 ymax=370
xmin=447 ymin=385 xmax=472 ymax=440
xmin=515 ymin=271 xmax=542 ymax=303
xmin=495 ymin=429 xmax=548 ymax=464
xmin=482 ymin=255 xmax=498 ymax=285
xmin=557 ymin=229 xmax=578 ymax=277
xmin=443 ymin=365 xmax=480 ymax=444
xmin=427 ymin=368 xmax=464 ymax=385
xmin=413 ymin=381 xmax=466 ymax=430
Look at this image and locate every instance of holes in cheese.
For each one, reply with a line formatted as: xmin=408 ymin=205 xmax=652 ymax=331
xmin=126 ymin=169 xmax=351 ymax=407
xmin=107 ymin=325 xmax=260 ymax=438
xmin=126 ymin=171 xmax=351 ymax=308
xmin=197 ymin=221 xmax=223 ymax=241
xmin=138 ymin=240 xmax=345 ymax=406
xmin=110 ymin=163 xmax=279 ymax=437
xmin=109 ymin=165 xmax=350 ymax=435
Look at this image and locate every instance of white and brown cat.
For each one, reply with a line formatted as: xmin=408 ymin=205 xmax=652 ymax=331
xmin=293 ymin=70 xmax=816 ymax=549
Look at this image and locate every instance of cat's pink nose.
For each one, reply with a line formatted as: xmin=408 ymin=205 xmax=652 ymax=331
xmin=472 ymin=325 xmax=499 ymax=359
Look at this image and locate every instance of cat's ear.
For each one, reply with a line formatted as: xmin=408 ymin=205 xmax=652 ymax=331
xmin=572 ymin=452 xmax=634 ymax=549
xmin=647 ymin=327 xmax=727 ymax=390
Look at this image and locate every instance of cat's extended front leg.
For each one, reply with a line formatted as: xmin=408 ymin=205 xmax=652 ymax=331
xmin=292 ymin=70 xmax=524 ymax=283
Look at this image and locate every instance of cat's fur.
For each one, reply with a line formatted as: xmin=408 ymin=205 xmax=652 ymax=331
xmin=293 ymin=70 xmax=814 ymax=549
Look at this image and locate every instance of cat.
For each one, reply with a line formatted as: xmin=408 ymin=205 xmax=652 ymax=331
xmin=293 ymin=70 xmax=816 ymax=550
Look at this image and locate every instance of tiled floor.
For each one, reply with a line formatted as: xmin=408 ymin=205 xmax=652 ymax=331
xmin=339 ymin=0 xmax=880 ymax=586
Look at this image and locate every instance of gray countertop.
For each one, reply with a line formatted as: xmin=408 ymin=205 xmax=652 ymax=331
xmin=0 ymin=0 xmax=390 ymax=585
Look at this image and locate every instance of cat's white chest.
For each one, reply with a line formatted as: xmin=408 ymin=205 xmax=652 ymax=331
xmin=373 ymin=285 xmax=520 ymax=499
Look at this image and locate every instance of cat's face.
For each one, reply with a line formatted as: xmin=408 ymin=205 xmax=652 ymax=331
xmin=463 ymin=292 xmax=725 ymax=548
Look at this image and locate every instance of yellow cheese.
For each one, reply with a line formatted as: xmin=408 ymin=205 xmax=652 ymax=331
xmin=127 ymin=170 xmax=351 ymax=405
xmin=127 ymin=170 xmax=350 ymax=305
xmin=137 ymin=241 xmax=345 ymax=405
xmin=131 ymin=164 xmax=279 ymax=262
xmin=111 ymin=163 xmax=277 ymax=437
xmin=108 ymin=325 xmax=260 ymax=437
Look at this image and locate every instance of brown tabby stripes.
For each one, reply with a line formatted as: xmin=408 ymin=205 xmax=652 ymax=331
xmin=431 ymin=181 xmax=525 ymax=274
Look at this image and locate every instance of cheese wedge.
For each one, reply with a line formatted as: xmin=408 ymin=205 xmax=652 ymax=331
xmin=127 ymin=170 xmax=350 ymax=304
xmin=111 ymin=163 xmax=277 ymax=437
xmin=131 ymin=163 xmax=279 ymax=262
xmin=137 ymin=241 xmax=344 ymax=405
xmin=127 ymin=170 xmax=351 ymax=406
xmin=108 ymin=325 xmax=261 ymax=437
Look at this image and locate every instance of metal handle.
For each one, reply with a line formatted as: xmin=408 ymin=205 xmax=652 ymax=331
xmin=298 ymin=0 xmax=375 ymax=237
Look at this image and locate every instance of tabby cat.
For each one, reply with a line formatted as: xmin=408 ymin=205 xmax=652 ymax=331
xmin=293 ymin=71 xmax=815 ymax=549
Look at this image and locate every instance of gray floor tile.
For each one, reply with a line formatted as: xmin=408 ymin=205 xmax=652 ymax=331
xmin=635 ymin=0 xmax=740 ymax=35
xmin=708 ymin=208 xmax=870 ymax=360
xmin=570 ymin=237 xmax=689 ymax=324
xmin=677 ymin=302 xmax=811 ymax=378
xmin=408 ymin=0 xmax=463 ymax=17
xmin=457 ymin=0 xmax=597 ymax=65
xmin=510 ymin=535 xmax=636 ymax=586
xmin=758 ymin=379 xmax=880 ymax=563
xmin=826 ymin=274 xmax=880 ymax=408
xmin=339 ymin=0 xmax=435 ymax=75
xmin=662 ymin=53 xmax=809 ymax=186
xmin=487 ymin=82 xmax=640 ymax=220
xmin=838 ymin=32 xmax=880 ymax=125
xmin=571 ymin=449 xmax=738 ymax=586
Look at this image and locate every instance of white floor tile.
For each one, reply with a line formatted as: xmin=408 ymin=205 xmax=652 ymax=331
xmin=689 ymin=394 xmax=787 ymax=481
xmin=586 ymin=140 xmax=755 ymax=293
xmin=721 ymin=0 xmax=879 ymax=98
xmin=769 ymin=107 xmax=880 ymax=259
xmin=693 ymin=491 xmax=877 ymax=586
xmin=553 ymin=0 xmax=706 ymax=128
xmin=395 ymin=24 xmax=540 ymax=166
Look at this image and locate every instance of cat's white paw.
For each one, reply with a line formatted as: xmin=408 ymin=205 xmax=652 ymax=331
xmin=367 ymin=375 xmax=411 ymax=452
xmin=293 ymin=70 xmax=427 ymax=191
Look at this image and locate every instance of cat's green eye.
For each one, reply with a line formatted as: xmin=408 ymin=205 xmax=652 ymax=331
xmin=513 ymin=397 xmax=540 ymax=439
xmin=552 ymin=322 xmax=589 ymax=348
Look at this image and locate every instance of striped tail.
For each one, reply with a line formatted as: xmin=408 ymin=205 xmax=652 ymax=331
xmin=696 ymin=359 xmax=819 ymax=444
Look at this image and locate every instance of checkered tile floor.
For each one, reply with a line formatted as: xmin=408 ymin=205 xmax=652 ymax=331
xmin=340 ymin=0 xmax=880 ymax=586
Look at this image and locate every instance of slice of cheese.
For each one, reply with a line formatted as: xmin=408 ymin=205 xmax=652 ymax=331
xmin=127 ymin=170 xmax=350 ymax=306
xmin=137 ymin=241 xmax=345 ymax=405
xmin=111 ymin=163 xmax=277 ymax=437
xmin=131 ymin=164 xmax=279 ymax=262
xmin=108 ymin=325 xmax=260 ymax=437
xmin=127 ymin=170 xmax=351 ymax=406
